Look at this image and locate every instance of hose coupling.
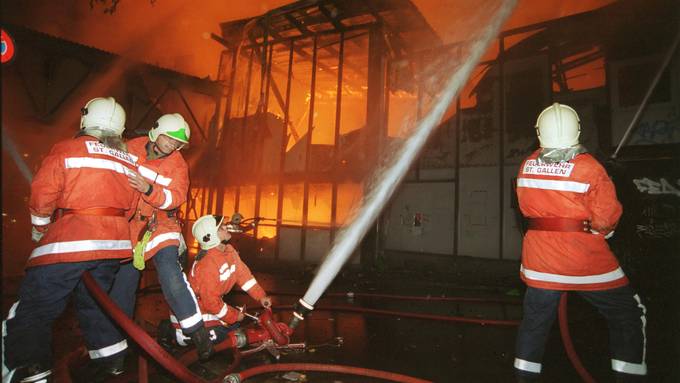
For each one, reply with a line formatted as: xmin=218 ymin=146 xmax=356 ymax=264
xmin=222 ymin=374 xmax=241 ymax=383
xmin=288 ymin=298 xmax=314 ymax=329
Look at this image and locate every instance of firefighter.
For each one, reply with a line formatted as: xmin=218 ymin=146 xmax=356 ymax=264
xmin=514 ymin=103 xmax=647 ymax=382
xmin=2 ymin=97 xmax=138 ymax=383
xmin=158 ymin=214 xmax=272 ymax=348
xmin=88 ymin=113 xmax=213 ymax=378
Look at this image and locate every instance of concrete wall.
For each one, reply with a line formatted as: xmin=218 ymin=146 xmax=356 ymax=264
xmin=384 ymin=182 xmax=456 ymax=255
xmin=383 ymin=166 xmax=524 ymax=260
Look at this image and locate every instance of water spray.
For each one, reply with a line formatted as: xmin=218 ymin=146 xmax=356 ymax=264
xmin=290 ymin=0 xmax=518 ymax=328
xmin=2 ymin=126 xmax=34 ymax=183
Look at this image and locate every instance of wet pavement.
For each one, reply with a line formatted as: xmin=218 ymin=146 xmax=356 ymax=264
xmin=2 ymin=254 xmax=678 ymax=382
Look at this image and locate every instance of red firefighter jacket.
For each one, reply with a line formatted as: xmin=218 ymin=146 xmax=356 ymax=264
xmin=127 ymin=137 xmax=189 ymax=260
xmin=189 ymin=244 xmax=266 ymax=325
xmin=27 ymin=136 xmax=138 ymax=267
xmin=516 ymin=150 xmax=626 ymax=291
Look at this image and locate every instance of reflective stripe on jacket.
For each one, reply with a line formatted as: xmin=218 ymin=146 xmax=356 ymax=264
xmin=127 ymin=137 xmax=189 ymax=260
xmin=27 ymin=137 xmax=137 ymax=267
xmin=189 ymin=244 xmax=266 ymax=325
xmin=516 ymin=150 xmax=626 ymax=291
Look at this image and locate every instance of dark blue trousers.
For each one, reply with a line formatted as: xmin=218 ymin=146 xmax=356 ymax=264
xmin=2 ymin=260 xmax=120 ymax=372
xmin=515 ymin=285 xmax=647 ymax=380
xmin=93 ymin=246 xmax=203 ymax=360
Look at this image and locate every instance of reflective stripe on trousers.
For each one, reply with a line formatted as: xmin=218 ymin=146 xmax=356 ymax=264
xmin=515 ymin=285 xmax=646 ymax=377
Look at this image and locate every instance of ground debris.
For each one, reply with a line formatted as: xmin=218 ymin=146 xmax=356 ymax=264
xmin=281 ymin=371 xmax=307 ymax=382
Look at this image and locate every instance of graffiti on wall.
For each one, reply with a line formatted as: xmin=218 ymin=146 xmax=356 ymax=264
xmin=636 ymin=203 xmax=680 ymax=238
xmin=629 ymin=106 xmax=680 ymax=145
xmin=631 ymin=177 xmax=680 ymax=238
xmin=632 ymin=177 xmax=680 ymax=197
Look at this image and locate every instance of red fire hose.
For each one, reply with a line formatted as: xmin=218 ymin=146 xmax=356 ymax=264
xmin=82 ymin=272 xmax=593 ymax=382
xmin=558 ymin=293 xmax=597 ymax=383
xmin=139 ymin=285 xmax=522 ymax=305
xmin=273 ymin=305 xmax=521 ymax=326
xmin=82 ymin=271 xmax=205 ymax=383
xmin=230 ymin=363 xmax=433 ymax=383
xmin=82 ymin=272 xmax=434 ymax=383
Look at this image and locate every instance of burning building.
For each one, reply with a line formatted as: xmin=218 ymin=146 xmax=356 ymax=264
xmin=2 ymin=0 xmax=679 ymax=382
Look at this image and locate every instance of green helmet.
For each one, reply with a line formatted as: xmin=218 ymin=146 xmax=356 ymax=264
xmin=149 ymin=113 xmax=190 ymax=144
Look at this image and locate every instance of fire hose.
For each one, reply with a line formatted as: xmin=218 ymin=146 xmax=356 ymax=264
xmin=559 ymin=293 xmax=597 ymax=383
xmin=223 ymin=363 xmax=432 ymax=383
xmin=82 ymin=272 xmax=594 ymax=382
xmin=274 ymin=305 xmax=520 ymax=326
xmin=82 ymin=271 xmax=208 ymax=383
xmin=139 ymin=284 xmax=522 ymax=305
xmin=81 ymin=271 xmax=435 ymax=383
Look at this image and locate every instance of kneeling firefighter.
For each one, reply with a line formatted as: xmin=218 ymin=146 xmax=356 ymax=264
xmin=158 ymin=214 xmax=272 ymax=348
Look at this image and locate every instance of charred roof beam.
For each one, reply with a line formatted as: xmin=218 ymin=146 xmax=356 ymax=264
xmin=361 ymin=1 xmax=408 ymax=60
xmin=285 ymin=12 xmax=311 ymax=36
xmin=243 ymin=29 xmax=288 ymax=115
xmin=257 ymin=16 xmax=366 ymax=79
xmin=560 ymin=49 xmax=604 ymax=72
xmin=318 ymin=1 xmax=345 ymax=32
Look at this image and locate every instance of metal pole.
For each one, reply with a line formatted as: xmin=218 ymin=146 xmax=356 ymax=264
xmin=234 ymin=49 xmax=255 ymax=215
xmin=254 ymin=44 xmax=275 ymax=240
xmin=454 ymin=97 xmax=461 ymax=257
xmin=331 ymin=32 xmax=345 ymax=242
xmin=276 ymin=40 xmax=295 ymax=260
xmin=612 ymin=28 xmax=680 ymax=159
xmin=218 ymin=49 xmax=239 ymax=148
xmin=301 ymin=35 xmax=319 ymax=261
xmin=498 ymin=36 xmax=505 ymax=260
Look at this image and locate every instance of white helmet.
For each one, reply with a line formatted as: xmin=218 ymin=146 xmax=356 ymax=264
xmin=149 ymin=113 xmax=190 ymax=144
xmin=192 ymin=215 xmax=229 ymax=250
xmin=535 ymin=103 xmax=580 ymax=148
xmin=80 ymin=97 xmax=126 ymax=136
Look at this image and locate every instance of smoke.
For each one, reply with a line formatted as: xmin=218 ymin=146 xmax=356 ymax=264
xmin=35 ymin=1 xmax=194 ymax=140
xmin=302 ymin=0 xmax=518 ymax=307
xmin=2 ymin=1 xmax=616 ymax=79
xmin=415 ymin=0 xmax=617 ymax=44
xmin=2 ymin=0 xmax=293 ymax=79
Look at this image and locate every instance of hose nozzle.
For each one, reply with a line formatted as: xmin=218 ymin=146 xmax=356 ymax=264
xmin=288 ymin=298 xmax=314 ymax=330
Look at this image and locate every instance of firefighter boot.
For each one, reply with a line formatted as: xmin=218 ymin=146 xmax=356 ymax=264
xmin=98 ymin=354 xmax=125 ymax=379
xmin=157 ymin=319 xmax=176 ymax=351
xmin=11 ymin=363 xmax=52 ymax=383
xmin=72 ymin=353 xmax=125 ymax=383
xmin=190 ymin=327 xmax=214 ymax=361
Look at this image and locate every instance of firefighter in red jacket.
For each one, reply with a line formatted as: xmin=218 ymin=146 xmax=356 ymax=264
xmin=158 ymin=214 xmax=272 ymax=347
xmin=2 ymin=97 xmax=138 ymax=383
xmin=89 ymin=113 xmax=215 ymax=373
xmin=514 ymin=103 xmax=647 ymax=382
